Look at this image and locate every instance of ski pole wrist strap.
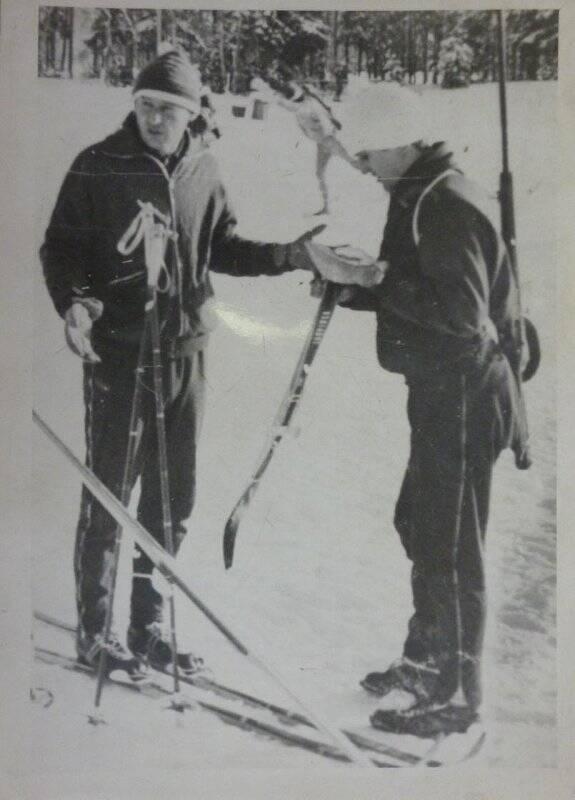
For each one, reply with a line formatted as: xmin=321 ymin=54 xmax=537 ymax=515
xmin=69 ymin=296 xmax=104 ymax=322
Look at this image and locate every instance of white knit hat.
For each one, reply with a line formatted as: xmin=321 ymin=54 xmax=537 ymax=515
xmin=346 ymin=84 xmax=425 ymax=152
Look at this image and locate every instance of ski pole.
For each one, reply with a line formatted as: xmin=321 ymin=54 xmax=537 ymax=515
xmin=94 ymin=323 xmax=148 ymax=708
xmin=147 ymin=291 xmax=181 ymax=695
xmin=137 ymin=206 xmax=181 ymax=695
xmin=33 ymin=410 xmax=374 ymax=767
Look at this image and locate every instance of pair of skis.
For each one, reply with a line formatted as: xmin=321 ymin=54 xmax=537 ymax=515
xmin=33 ymin=387 xmax=374 ymax=767
xmin=34 ymin=612 xmax=485 ymax=767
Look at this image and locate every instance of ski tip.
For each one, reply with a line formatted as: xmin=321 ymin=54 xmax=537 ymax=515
xmin=223 ymin=523 xmax=237 ymax=569
xmin=87 ymin=713 xmax=107 ymax=726
xmin=223 ymin=543 xmax=233 ymax=570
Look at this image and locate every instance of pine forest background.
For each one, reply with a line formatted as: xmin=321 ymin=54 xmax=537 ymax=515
xmin=38 ymin=7 xmax=558 ymax=93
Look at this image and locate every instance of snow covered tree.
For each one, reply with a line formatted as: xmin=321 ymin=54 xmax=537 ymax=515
xmin=439 ymin=35 xmax=474 ymax=88
xmin=38 ymin=8 xmax=558 ymax=89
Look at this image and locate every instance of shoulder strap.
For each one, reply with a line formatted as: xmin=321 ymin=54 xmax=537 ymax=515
xmin=412 ymin=169 xmax=459 ymax=246
xmin=302 ymin=85 xmax=338 ymax=121
xmin=411 ymin=168 xmax=499 ymax=345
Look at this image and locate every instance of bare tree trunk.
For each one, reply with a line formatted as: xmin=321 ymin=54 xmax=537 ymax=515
xmin=60 ymin=33 xmax=67 ymax=74
xmin=213 ymin=11 xmax=227 ymax=90
xmin=48 ymin=30 xmax=54 ymax=71
xmin=423 ymin=24 xmax=429 ymax=83
xmin=156 ymin=9 xmax=162 ymax=54
xmin=231 ymin=14 xmax=241 ymax=93
xmin=121 ymin=10 xmax=139 ymax=78
xmin=101 ymin=11 xmax=111 ymax=81
xmin=408 ymin=15 xmax=415 ymax=84
xmin=68 ymin=8 xmax=74 ymax=78
xmin=433 ymin=21 xmax=442 ymax=84
xmin=161 ymin=10 xmax=177 ymax=47
xmin=231 ymin=45 xmax=238 ymax=93
xmin=328 ymin=10 xmax=338 ymax=75
xmin=400 ymin=15 xmax=407 ymax=73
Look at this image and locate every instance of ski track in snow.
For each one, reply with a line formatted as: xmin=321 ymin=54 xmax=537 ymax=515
xmin=32 ymin=75 xmax=556 ymax=772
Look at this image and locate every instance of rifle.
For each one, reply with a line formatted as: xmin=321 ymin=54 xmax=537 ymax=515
xmin=496 ymin=10 xmax=537 ymax=469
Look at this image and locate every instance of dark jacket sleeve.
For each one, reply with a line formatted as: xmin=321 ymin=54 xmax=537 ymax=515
xmin=337 ymin=286 xmax=380 ymax=312
xmin=207 ymin=179 xmax=296 ymax=278
xmin=379 ymin=192 xmax=491 ymax=338
xmin=40 ymin=152 xmax=95 ymax=317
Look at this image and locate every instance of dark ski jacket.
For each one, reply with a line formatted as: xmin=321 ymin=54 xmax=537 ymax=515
xmin=343 ymin=143 xmax=527 ymax=460
xmin=41 ymin=113 xmax=293 ymax=357
xmin=346 ymin=143 xmax=523 ymax=380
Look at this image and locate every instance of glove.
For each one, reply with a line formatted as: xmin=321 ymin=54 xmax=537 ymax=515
xmin=64 ymin=299 xmax=103 ymax=363
xmin=275 ymin=224 xmax=327 ymax=272
xmin=304 ymin=243 xmax=388 ymax=287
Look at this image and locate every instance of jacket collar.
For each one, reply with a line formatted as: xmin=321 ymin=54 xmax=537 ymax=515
xmin=99 ymin=112 xmax=191 ymax=165
xmin=392 ymin=141 xmax=459 ymax=209
xmin=379 ymin=143 xmax=460 ymax=260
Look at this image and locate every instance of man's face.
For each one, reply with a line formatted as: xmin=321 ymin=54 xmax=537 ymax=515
xmin=356 ymin=143 xmax=421 ymax=191
xmin=134 ymin=96 xmax=191 ymax=156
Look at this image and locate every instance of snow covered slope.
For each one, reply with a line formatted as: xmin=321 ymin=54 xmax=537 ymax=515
xmin=32 ymin=75 xmax=557 ymax=780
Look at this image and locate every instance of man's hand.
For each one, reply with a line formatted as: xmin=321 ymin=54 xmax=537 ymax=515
xmin=64 ymin=301 xmax=102 ymax=363
xmin=304 ymin=243 xmax=388 ymax=287
xmin=283 ymin=224 xmax=327 ymax=271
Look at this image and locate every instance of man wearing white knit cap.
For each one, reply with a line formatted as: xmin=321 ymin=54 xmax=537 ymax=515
xmin=334 ymin=87 xmax=531 ymax=737
xmin=40 ymin=49 xmax=381 ymax=681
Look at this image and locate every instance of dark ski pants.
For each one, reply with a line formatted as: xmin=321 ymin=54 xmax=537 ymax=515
xmin=393 ymin=358 xmax=517 ymax=710
xmin=74 ymin=347 xmax=206 ymax=639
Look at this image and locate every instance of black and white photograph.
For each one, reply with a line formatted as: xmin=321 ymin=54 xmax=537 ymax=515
xmin=1 ymin=1 xmax=573 ymax=797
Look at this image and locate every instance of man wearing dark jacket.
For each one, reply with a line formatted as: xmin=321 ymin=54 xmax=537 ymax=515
xmin=40 ymin=50 xmax=379 ymax=678
xmin=347 ymin=140 xmax=529 ymax=735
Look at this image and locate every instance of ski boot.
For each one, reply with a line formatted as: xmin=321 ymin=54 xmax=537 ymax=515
xmin=361 ymin=657 xmax=439 ymax=702
xmin=127 ymin=622 xmax=205 ymax=677
xmin=77 ymin=631 xmax=148 ymax=683
xmin=370 ymin=698 xmax=479 ymax=739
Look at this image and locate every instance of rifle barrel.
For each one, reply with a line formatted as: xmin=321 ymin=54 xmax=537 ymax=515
xmin=496 ymin=10 xmax=510 ymax=174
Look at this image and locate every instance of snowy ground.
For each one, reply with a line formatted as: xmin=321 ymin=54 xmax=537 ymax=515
xmin=31 ymin=74 xmax=557 ymax=786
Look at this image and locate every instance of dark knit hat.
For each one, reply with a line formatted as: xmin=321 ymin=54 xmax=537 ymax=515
xmin=133 ymin=50 xmax=201 ymax=115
